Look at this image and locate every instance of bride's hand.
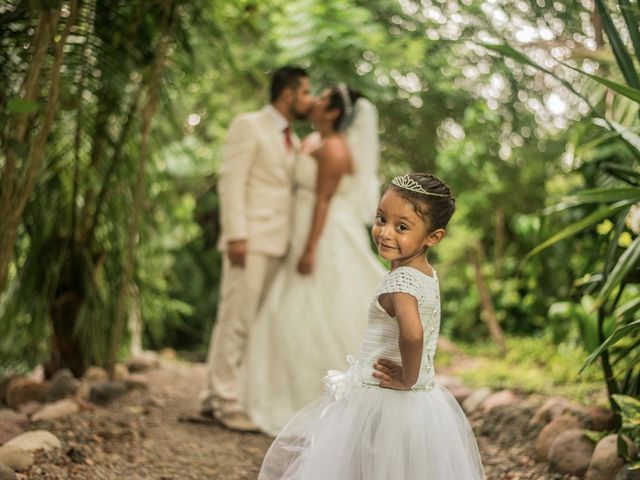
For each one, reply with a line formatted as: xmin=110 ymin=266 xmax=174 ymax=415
xmin=297 ymin=250 xmax=315 ymax=275
xmin=372 ymin=359 xmax=411 ymax=390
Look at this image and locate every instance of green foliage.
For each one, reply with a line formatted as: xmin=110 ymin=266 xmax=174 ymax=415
xmin=444 ymin=336 xmax=604 ymax=403
xmin=612 ymin=394 xmax=640 ymax=466
xmin=489 ymin=0 xmax=640 ymax=409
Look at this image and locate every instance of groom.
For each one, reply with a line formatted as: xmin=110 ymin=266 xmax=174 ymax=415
xmin=201 ymin=66 xmax=313 ymax=431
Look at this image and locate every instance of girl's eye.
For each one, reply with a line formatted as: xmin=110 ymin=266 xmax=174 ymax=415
xmin=396 ymin=224 xmax=408 ymax=231
xmin=375 ymin=215 xmax=385 ymax=224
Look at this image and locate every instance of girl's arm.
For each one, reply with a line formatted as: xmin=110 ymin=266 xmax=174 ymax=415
xmin=373 ymin=292 xmax=423 ymax=389
xmin=297 ymin=138 xmax=351 ymax=274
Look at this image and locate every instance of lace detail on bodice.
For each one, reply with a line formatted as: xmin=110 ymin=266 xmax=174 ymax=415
xmin=377 ymin=266 xmax=425 ymax=305
xmin=356 ymin=267 xmax=440 ymax=391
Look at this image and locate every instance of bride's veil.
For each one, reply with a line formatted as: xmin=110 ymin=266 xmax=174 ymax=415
xmin=345 ymin=97 xmax=381 ymax=225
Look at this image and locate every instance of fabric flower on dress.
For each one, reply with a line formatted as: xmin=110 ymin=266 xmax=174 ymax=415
xmin=323 ymin=355 xmax=358 ymax=401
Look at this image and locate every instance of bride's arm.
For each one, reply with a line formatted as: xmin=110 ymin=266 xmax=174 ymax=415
xmin=297 ymin=138 xmax=351 ymax=274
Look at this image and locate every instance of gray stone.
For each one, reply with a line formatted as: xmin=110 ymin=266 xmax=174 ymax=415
xmin=0 ymin=463 xmax=15 ymax=480
xmin=3 ymin=430 xmax=61 ymax=452
xmin=27 ymin=366 xmax=44 ymax=383
xmin=434 ymin=375 xmax=463 ymax=389
xmin=462 ymin=387 xmax=492 ymax=415
xmin=0 ymin=420 xmax=22 ymax=446
xmin=31 ymin=399 xmax=79 ymax=422
xmin=126 ymin=351 xmax=159 ymax=372
xmin=5 ymin=378 xmax=48 ymax=409
xmin=447 ymin=385 xmax=473 ymax=404
xmin=616 ymin=465 xmax=640 ymax=480
xmin=530 ymin=397 xmax=586 ymax=427
xmin=586 ymin=405 xmax=615 ymax=431
xmin=0 ymin=378 xmax=16 ymax=408
xmin=124 ymin=374 xmax=149 ymax=391
xmin=0 ymin=411 xmax=27 ymax=429
xmin=47 ymin=369 xmax=79 ymax=401
xmin=482 ymin=389 xmax=518 ymax=413
xmin=16 ymin=401 xmax=42 ymax=417
xmin=159 ymin=348 xmax=177 ymax=360
xmin=0 ymin=445 xmax=34 ymax=471
xmin=113 ymin=364 xmax=129 ymax=381
xmin=89 ymin=382 xmax=127 ymax=405
xmin=548 ymin=429 xmax=595 ymax=476
xmin=535 ymin=414 xmax=582 ymax=460
xmin=586 ymin=434 xmax=626 ymax=480
xmin=82 ymin=367 xmax=109 ymax=384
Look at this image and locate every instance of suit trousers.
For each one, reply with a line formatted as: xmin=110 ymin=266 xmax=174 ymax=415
xmin=201 ymin=252 xmax=282 ymax=416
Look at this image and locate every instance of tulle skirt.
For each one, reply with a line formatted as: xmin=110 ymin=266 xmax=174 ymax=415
xmin=258 ymin=383 xmax=485 ymax=480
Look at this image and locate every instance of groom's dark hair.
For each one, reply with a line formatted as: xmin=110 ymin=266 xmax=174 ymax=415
xmin=271 ymin=66 xmax=308 ymax=102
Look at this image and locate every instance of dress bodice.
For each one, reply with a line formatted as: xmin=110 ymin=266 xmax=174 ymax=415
xmin=357 ymin=266 xmax=440 ymax=390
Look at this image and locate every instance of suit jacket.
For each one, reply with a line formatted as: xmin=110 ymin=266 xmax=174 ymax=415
xmin=217 ymin=106 xmax=298 ymax=257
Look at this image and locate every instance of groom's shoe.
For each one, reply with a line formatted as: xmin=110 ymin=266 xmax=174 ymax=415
xmin=218 ymin=411 xmax=261 ymax=433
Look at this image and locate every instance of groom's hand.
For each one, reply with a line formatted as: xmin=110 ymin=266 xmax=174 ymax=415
xmin=227 ymin=240 xmax=247 ymax=267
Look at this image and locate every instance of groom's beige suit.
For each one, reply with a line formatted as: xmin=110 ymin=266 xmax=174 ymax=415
xmin=202 ymin=105 xmax=297 ymax=416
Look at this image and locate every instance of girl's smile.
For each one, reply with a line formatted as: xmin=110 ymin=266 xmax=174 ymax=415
xmin=372 ymin=190 xmax=428 ymax=263
xmin=372 ymin=189 xmax=445 ymax=270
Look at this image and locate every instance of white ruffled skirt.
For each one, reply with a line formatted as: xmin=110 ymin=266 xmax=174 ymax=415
xmin=258 ymin=363 xmax=486 ymax=480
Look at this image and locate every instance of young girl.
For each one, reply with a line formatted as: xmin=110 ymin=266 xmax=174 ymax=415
xmin=258 ymin=173 xmax=485 ymax=480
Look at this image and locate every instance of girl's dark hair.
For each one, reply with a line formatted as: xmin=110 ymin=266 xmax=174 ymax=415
xmin=327 ymin=85 xmax=363 ymax=131
xmin=270 ymin=66 xmax=308 ymax=102
xmin=387 ymin=173 xmax=456 ymax=230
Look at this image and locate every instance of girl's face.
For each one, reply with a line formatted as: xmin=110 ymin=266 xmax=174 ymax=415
xmin=372 ymin=190 xmax=443 ymax=265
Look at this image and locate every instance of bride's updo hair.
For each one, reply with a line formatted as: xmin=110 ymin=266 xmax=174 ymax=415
xmin=328 ymin=84 xmax=363 ymax=132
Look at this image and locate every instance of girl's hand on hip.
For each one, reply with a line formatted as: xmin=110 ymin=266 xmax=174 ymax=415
xmin=372 ymin=359 xmax=411 ymax=390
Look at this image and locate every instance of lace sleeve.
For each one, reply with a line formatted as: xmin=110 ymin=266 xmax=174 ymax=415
xmin=377 ymin=267 xmax=423 ymax=304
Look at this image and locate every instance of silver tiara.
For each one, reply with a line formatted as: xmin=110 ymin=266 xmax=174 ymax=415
xmin=391 ymin=175 xmax=449 ymax=197
xmin=336 ymin=83 xmax=353 ymax=128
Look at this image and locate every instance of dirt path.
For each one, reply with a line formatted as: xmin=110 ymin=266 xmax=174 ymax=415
xmin=27 ymin=361 xmax=562 ymax=480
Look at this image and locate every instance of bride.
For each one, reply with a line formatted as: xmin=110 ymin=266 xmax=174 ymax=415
xmin=243 ymin=84 xmax=386 ymax=436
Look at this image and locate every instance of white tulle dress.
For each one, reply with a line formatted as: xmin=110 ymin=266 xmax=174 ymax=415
xmin=257 ymin=266 xmax=486 ymax=480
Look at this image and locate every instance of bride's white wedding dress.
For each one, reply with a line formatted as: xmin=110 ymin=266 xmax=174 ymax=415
xmin=243 ymin=143 xmax=385 ymax=435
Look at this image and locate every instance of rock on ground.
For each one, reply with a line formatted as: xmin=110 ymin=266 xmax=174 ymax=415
xmin=5 ymin=379 xmax=48 ymax=409
xmin=15 ymin=361 xmax=567 ymax=480
xmin=32 ymin=399 xmax=80 ymax=422
xmin=482 ymin=389 xmax=518 ymax=413
xmin=47 ymin=369 xmax=79 ymax=402
xmin=462 ymin=387 xmax=492 ymax=415
xmin=548 ymin=429 xmax=595 ymax=476
xmin=586 ymin=434 xmax=626 ymax=480
xmin=3 ymin=431 xmax=61 ymax=452
xmin=0 ymin=420 xmax=23 ymax=446
xmin=0 ymin=411 xmax=27 ymax=429
xmin=0 ymin=463 xmax=16 ymax=480
xmin=535 ymin=414 xmax=582 ymax=460
xmin=0 ymin=445 xmax=34 ymax=471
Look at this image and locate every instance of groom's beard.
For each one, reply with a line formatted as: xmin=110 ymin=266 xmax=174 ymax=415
xmin=289 ymin=96 xmax=312 ymax=121
xmin=291 ymin=106 xmax=311 ymax=121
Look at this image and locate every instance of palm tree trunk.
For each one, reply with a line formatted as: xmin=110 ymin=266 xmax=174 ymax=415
xmin=470 ymin=243 xmax=507 ymax=355
xmin=0 ymin=2 xmax=77 ymax=293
